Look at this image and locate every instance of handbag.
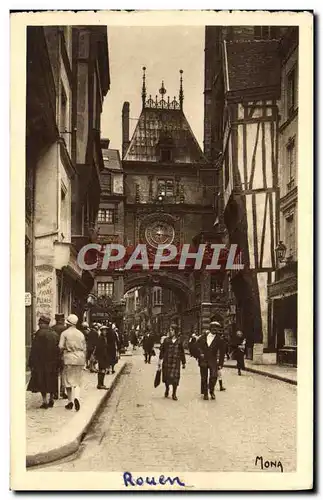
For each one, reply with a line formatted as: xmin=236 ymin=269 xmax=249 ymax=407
xmin=154 ymin=368 xmax=161 ymax=388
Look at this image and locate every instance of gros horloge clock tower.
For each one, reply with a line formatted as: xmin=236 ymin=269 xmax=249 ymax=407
xmin=121 ymin=68 xmax=218 ymax=336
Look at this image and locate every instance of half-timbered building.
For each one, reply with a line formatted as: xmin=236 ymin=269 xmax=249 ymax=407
xmin=203 ymin=26 xmax=298 ymax=364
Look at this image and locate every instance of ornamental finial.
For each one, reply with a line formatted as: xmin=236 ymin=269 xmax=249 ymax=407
xmin=159 ymin=80 xmax=167 ymax=96
xmin=142 ymin=66 xmax=146 ymax=108
xmin=179 ymin=69 xmax=184 ymax=110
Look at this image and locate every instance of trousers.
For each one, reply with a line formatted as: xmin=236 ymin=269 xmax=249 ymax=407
xmin=200 ymin=364 xmax=218 ymax=395
xmin=236 ymin=350 xmax=245 ymax=370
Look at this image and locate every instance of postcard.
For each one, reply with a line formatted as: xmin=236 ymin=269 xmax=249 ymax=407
xmin=10 ymin=9 xmax=313 ymax=491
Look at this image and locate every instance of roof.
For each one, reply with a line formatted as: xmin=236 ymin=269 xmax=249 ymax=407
xmin=101 ymin=148 xmax=122 ymax=171
xmin=223 ymin=40 xmax=281 ymax=100
xmin=124 ymin=107 xmax=206 ymax=164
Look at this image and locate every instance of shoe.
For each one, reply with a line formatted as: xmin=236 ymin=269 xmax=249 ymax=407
xmin=210 ymin=393 xmax=216 ymax=400
xmin=97 ymin=385 xmax=108 ymax=390
xmin=40 ymin=403 xmax=48 ymax=409
xmin=220 ymin=387 xmax=226 ymax=391
xmin=203 ymin=394 xmax=209 ymax=401
xmin=172 ymin=395 xmax=178 ymax=401
xmin=53 ymin=393 xmax=59 ymax=400
xmin=164 ymin=390 xmax=169 ymax=398
xmin=65 ymin=402 xmax=73 ymax=410
xmin=112 ymin=370 xmax=115 ymax=374
xmin=106 ymin=371 xmax=110 ymax=375
xmin=61 ymin=393 xmax=68 ymax=399
xmin=48 ymin=399 xmax=54 ymax=408
xmin=144 ymin=360 xmax=147 ymax=363
xmin=74 ymin=398 xmax=80 ymax=411
xmin=238 ymin=370 xmax=242 ymax=376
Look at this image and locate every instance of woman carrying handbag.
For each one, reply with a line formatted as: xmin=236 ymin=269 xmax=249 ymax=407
xmin=157 ymin=324 xmax=186 ymax=401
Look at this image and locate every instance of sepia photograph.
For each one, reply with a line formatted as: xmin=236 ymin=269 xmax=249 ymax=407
xmin=10 ymin=10 xmax=313 ymax=491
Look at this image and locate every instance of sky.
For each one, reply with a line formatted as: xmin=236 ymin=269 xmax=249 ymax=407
xmin=101 ymin=26 xmax=205 ymax=152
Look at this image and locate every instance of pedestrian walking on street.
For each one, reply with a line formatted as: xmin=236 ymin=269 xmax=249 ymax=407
xmin=158 ymin=324 xmax=186 ymax=401
xmin=81 ymin=322 xmax=90 ymax=344
xmin=130 ymin=329 xmax=138 ymax=350
xmin=110 ymin=324 xmax=121 ymax=374
xmin=195 ymin=320 xmax=224 ymax=400
xmin=188 ymin=332 xmax=198 ymax=358
xmin=95 ymin=325 xmax=114 ymax=389
xmin=52 ymin=313 xmax=68 ymax=399
xmin=233 ymin=330 xmax=246 ymax=376
xmin=86 ymin=324 xmax=99 ymax=371
xmin=142 ymin=329 xmax=155 ymax=364
xmin=215 ymin=332 xmax=227 ymax=392
xmin=59 ymin=314 xmax=86 ymax=411
xmin=27 ymin=315 xmax=60 ymax=409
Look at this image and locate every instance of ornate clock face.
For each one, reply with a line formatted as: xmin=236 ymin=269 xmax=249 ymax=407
xmin=145 ymin=221 xmax=175 ymax=248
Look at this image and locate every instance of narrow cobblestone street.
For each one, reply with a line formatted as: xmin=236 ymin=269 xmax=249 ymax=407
xmin=34 ymin=351 xmax=296 ymax=473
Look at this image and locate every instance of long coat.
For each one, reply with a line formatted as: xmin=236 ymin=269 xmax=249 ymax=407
xmin=195 ymin=334 xmax=225 ymax=369
xmin=159 ymin=337 xmax=186 ymax=386
xmin=95 ymin=329 xmax=119 ymax=369
xmin=142 ymin=334 xmax=155 ymax=353
xmin=27 ymin=326 xmax=60 ymax=394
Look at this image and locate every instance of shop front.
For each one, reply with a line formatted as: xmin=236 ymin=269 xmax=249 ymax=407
xmin=268 ymin=262 xmax=297 ymax=366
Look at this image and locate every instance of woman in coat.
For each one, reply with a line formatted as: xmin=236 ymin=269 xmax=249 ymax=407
xmin=95 ymin=325 xmax=119 ymax=389
xmin=158 ymin=324 xmax=186 ymax=401
xmin=59 ymin=314 xmax=87 ymax=411
xmin=27 ymin=315 xmax=60 ymax=409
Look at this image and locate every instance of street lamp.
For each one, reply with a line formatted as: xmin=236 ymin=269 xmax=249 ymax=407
xmin=275 ymin=241 xmax=287 ymax=264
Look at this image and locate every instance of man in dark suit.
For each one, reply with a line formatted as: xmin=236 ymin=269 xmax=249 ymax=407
xmin=142 ymin=329 xmax=155 ymax=364
xmin=196 ymin=320 xmax=225 ymax=400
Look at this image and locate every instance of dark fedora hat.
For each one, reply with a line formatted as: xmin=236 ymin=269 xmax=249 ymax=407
xmin=55 ymin=313 xmax=65 ymax=321
xmin=39 ymin=315 xmax=51 ymax=325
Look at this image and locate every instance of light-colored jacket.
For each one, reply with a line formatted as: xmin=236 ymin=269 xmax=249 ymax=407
xmin=59 ymin=326 xmax=86 ymax=366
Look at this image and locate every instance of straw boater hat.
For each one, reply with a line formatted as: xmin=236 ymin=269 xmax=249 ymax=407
xmin=210 ymin=320 xmax=222 ymax=327
xmin=66 ymin=314 xmax=78 ymax=326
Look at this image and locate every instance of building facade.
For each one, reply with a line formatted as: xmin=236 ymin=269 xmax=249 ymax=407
xmin=25 ymin=26 xmax=110 ymax=360
xmin=267 ymin=27 xmax=298 ymax=365
xmin=90 ymin=142 xmax=126 ymax=328
xmin=121 ymin=68 xmax=219 ymax=338
xmin=203 ymin=25 xmax=298 ymax=364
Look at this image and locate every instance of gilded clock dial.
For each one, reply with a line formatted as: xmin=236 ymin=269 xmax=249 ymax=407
xmin=145 ymin=221 xmax=175 ymax=248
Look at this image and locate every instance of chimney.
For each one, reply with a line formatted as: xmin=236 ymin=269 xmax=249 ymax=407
xmin=122 ymin=102 xmax=130 ymax=159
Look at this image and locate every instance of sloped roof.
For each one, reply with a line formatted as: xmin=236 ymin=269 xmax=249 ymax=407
xmin=223 ymin=40 xmax=281 ymax=99
xmin=124 ymin=107 xmax=206 ymax=164
xmin=102 ymin=148 xmax=122 ymax=170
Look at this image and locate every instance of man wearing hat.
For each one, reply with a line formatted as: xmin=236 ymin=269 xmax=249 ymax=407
xmin=52 ymin=313 xmax=68 ymax=399
xmin=59 ymin=314 xmax=86 ymax=411
xmin=27 ymin=315 xmax=60 ymax=409
xmin=195 ymin=319 xmax=225 ymax=400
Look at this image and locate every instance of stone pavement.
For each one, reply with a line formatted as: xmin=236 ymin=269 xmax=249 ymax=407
xmin=26 ymin=360 xmax=127 ymax=467
xmin=39 ymin=351 xmax=297 ymax=473
xmin=223 ymin=359 xmax=297 ymax=385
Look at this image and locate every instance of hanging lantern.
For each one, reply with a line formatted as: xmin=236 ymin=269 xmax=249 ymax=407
xmin=275 ymin=241 xmax=287 ymax=263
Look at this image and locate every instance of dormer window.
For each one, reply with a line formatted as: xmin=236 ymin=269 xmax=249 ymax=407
xmin=160 ymin=148 xmax=172 ymax=162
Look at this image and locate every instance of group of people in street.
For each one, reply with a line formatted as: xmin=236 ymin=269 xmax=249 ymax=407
xmin=27 ymin=313 xmax=123 ymax=411
xmin=154 ymin=319 xmax=246 ymax=402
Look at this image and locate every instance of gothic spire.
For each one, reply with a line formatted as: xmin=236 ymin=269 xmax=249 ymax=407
xmin=179 ymin=69 xmax=184 ymax=110
xmin=142 ymin=66 xmax=146 ymax=108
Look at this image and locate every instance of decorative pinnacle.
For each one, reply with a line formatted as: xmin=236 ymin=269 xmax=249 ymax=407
xmin=179 ymin=69 xmax=184 ymax=109
xmin=159 ymin=80 xmax=167 ymax=96
xmin=142 ymin=66 xmax=147 ymax=108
